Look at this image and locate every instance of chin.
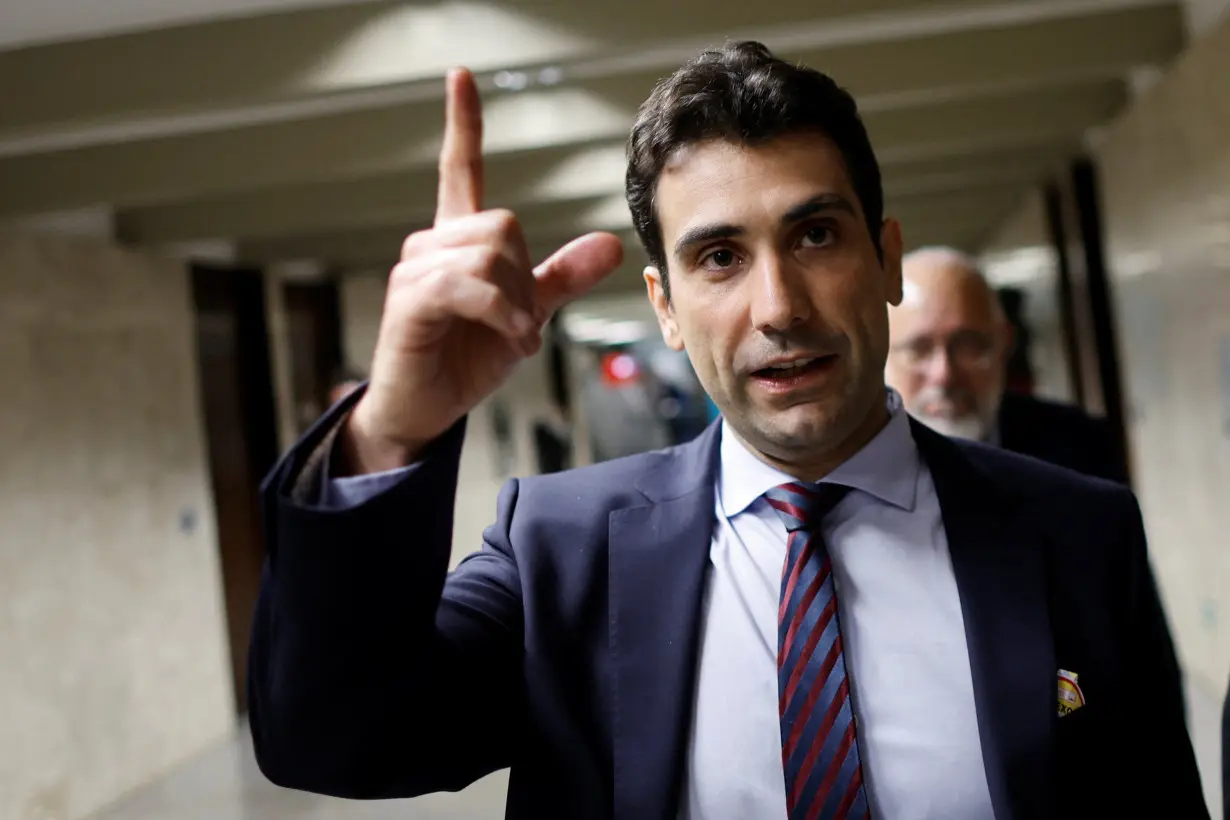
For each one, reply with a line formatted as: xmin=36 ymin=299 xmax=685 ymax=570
xmin=750 ymin=398 xmax=850 ymax=453
xmin=728 ymin=377 xmax=879 ymax=458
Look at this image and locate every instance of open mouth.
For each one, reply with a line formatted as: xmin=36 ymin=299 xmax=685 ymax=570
xmin=750 ymin=355 xmax=837 ymax=384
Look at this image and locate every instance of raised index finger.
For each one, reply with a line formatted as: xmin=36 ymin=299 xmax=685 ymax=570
xmin=435 ymin=68 xmax=484 ymax=225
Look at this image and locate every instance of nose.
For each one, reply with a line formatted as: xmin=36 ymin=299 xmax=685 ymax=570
xmin=922 ymin=346 xmax=957 ymax=387
xmin=748 ymin=253 xmax=810 ymax=335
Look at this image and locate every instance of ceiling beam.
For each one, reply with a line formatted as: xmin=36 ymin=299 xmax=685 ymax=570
xmin=3 ymin=0 xmax=1177 ymax=148
xmin=0 ymin=0 xmax=1180 ymax=159
xmin=116 ymin=141 xmax=1073 ymax=243
xmin=116 ymin=141 xmax=628 ymax=242
xmin=784 ymin=2 xmax=1181 ymax=107
xmin=0 ymin=86 xmax=628 ymax=217
xmin=0 ymin=0 xmax=935 ymax=139
xmin=0 ymin=78 xmax=1123 ymax=219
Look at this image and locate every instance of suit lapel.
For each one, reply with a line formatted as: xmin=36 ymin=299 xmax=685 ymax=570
xmin=609 ymin=422 xmax=721 ymax=820
xmin=913 ymin=420 xmax=1057 ymax=820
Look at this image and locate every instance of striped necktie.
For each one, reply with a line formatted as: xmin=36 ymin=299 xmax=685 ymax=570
xmin=764 ymin=482 xmax=870 ymax=820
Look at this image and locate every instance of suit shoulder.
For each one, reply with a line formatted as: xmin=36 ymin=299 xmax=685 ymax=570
xmin=514 ymin=443 xmax=680 ymax=508
xmin=949 ymin=440 xmax=1146 ymax=581
xmin=954 ymin=436 xmax=1132 ymax=509
xmin=488 ymin=442 xmax=702 ymax=559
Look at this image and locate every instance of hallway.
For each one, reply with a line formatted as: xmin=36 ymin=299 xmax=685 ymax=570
xmin=3 ymin=3 xmax=1229 ymax=819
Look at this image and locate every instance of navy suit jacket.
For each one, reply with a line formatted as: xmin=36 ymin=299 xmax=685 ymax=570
xmin=249 ymin=392 xmax=1206 ymax=819
xmin=997 ymin=392 xmax=1129 ymax=484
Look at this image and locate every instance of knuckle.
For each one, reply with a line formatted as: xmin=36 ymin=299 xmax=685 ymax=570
xmin=419 ymin=265 xmax=455 ymax=301
xmin=468 ymin=246 xmax=504 ymax=279
xmin=390 ymin=254 xmax=434 ymax=283
xmin=488 ymin=208 xmax=519 ymax=237
xmin=400 ymin=230 xmax=431 ymax=260
xmin=388 ymin=260 xmax=412 ymax=283
xmin=475 ymin=284 xmax=503 ymax=313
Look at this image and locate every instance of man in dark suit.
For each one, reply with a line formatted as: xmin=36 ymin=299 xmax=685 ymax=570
xmin=886 ymin=247 xmax=1128 ymax=483
xmin=249 ymin=44 xmax=1206 ymax=819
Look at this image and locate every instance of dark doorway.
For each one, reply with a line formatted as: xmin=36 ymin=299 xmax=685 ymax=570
xmin=283 ymin=280 xmax=346 ymax=436
xmin=1043 ymin=181 xmax=1088 ymax=408
xmin=1069 ymin=158 xmax=1132 ymax=486
xmin=191 ymin=265 xmax=280 ymax=715
xmin=996 ymin=286 xmax=1036 ymax=396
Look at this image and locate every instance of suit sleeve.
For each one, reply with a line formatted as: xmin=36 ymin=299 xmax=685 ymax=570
xmin=1117 ymin=493 xmax=1209 ymax=817
xmin=247 ymin=401 xmax=526 ymax=799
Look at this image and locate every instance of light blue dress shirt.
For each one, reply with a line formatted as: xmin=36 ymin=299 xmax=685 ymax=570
xmin=683 ymin=391 xmax=994 ymax=819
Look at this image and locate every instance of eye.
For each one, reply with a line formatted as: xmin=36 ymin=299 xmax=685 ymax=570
xmin=799 ymin=224 xmax=834 ymax=249
xmin=699 ymin=247 xmax=740 ymax=271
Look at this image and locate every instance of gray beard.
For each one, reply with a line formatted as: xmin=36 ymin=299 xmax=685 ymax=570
xmin=911 ymin=411 xmax=991 ymax=442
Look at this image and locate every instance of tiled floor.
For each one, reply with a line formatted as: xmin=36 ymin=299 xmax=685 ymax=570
xmin=90 ymin=679 xmax=1222 ymax=819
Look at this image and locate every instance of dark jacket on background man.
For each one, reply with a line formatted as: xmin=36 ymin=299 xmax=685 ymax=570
xmin=997 ymin=391 xmax=1129 ymax=484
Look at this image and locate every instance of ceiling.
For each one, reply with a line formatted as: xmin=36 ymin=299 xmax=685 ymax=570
xmin=0 ymin=0 xmax=383 ymax=50
xmin=0 ymin=0 xmax=1188 ymax=294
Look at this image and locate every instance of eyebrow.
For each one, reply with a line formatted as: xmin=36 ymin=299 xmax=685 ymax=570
xmin=672 ymin=193 xmax=857 ymax=257
xmin=782 ymin=193 xmax=856 ymax=223
xmin=673 ymin=224 xmax=743 ymax=257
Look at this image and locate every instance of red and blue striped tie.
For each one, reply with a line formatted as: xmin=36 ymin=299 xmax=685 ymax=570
xmin=765 ymin=482 xmax=870 ymax=820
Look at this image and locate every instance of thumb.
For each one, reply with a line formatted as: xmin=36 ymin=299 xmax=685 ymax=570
xmin=533 ymin=232 xmax=625 ymax=318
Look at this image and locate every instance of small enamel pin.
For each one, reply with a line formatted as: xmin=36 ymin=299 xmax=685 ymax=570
xmin=1057 ymin=669 xmax=1086 ymax=717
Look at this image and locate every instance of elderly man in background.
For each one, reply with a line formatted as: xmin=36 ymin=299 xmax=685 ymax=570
xmin=886 ymin=247 xmax=1128 ymax=483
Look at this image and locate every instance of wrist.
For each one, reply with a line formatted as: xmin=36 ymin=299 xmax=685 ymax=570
xmin=338 ymin=397 xmax=428 ymax=476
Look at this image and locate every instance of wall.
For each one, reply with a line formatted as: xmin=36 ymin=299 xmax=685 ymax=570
xmin=1090 ymin=12 xmax=1230 ymax=698
xmin=980 ymin=3 xmax=1230 ymax=702
xmin=0 ymin=231 xmax=234 ymax=820
xmin=340 ymin=271 xmax=556 ymax=567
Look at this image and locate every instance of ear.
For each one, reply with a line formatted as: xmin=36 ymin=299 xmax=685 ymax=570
xmin=644 ymin=266 xmax=684 ymax=351
xmin=879 ymin=218 xmax=905 ymax=306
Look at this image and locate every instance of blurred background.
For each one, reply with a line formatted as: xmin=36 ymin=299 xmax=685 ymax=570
xmin=1 ymin=0 xmax=1228 ymax=817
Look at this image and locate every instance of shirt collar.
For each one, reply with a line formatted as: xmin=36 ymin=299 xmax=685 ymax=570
xmin=718 ymin=387 xmax=920 ymax=516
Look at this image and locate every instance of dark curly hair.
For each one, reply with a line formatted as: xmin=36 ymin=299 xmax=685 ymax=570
xmin=625 ymin=41 xmax=884 ymax=298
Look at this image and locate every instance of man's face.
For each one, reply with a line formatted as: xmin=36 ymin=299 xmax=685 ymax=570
xmin=645 ymin=135 xmax=903 ymax=470
xmin=885 ymin=261 xmax=1010 ymax=441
